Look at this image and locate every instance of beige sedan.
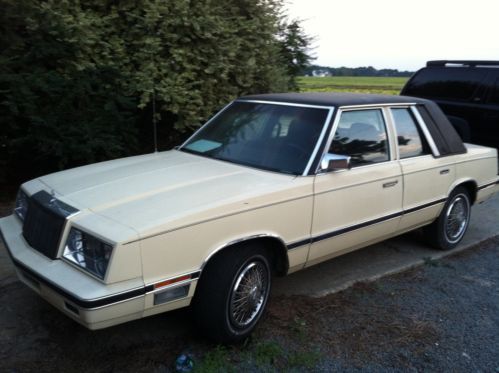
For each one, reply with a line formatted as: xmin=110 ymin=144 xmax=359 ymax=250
xmin=1 ymin=92 xmax=498 ymax=342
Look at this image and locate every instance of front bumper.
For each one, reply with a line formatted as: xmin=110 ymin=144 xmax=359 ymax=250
xmin=0 ymin=215 xmax=145 ymax=330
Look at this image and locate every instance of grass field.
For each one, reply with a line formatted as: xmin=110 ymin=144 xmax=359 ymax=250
xmin=297 ymin=76 xmax=409 ymax=95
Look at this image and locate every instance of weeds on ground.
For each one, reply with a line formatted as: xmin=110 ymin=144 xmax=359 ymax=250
xmin=195 ymin=346 xmax=234 ymax=373
xmin=194 ymin=337 xmax=323 ymax=372
xmin=288 ymin=349 xmax=321 ymax=369
xmin=290 ymin=316 xmax=307 ymax=342
xmin=253 ymin=340 xmax=283 ymax=366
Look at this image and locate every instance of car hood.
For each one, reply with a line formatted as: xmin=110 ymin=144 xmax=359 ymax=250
xmin=37 ymin=150 xmax=304 ymax=238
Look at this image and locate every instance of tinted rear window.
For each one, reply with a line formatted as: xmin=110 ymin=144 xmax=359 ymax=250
xmin=403 ymin=67 xmax=486 ymax=101
xmin=488 ymin=78 xmax=499 ymax=105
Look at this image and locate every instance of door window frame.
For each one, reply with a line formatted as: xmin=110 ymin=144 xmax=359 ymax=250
xmin=387 ymin=106 xmax=440 ymax=160
xmin=316 ymin=105 xmax=397 ymax=174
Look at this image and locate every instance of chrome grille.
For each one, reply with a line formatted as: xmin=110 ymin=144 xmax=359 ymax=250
xmin=22 ymin=191 xmax=78 ymax=260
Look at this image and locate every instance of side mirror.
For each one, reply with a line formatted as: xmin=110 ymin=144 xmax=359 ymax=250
xmin=320 ymin=153 xmax=351 ymax=172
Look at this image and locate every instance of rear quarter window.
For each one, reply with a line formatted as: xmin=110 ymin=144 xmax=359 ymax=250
xmin=391 ymin=108 xmax=431 ymax=159
xmin=403 ymin=67 xmax=486 ymax=101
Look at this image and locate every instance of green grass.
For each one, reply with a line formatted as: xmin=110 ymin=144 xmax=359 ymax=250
xmin=297 ymin=76 xmax=408 ymax=95
xmin=194 ymin=339 xmax=324 ymax=372
xmin=195 ymin=346 xmax=234 ymax=372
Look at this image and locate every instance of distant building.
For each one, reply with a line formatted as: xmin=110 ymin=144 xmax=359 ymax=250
xmin=311 ymin=69 xmax=331 ymax=77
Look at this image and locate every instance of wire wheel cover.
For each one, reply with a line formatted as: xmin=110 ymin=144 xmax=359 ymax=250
xmin=444 ymin=195 xmax=469 ymax=243
xmin=229 ymin=261 xmax=269 ymax=328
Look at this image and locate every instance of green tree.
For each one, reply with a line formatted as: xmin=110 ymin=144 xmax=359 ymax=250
xmin=278 ymin=19 xmax=315 ymax=89
xmin=0 ymin=0 xmax=313 ymax=186
xmin=0 ymin=0 xmax=138 ymax=185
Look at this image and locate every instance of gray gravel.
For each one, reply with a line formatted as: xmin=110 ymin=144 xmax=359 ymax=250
xmin=308 ymin=236 xmax=499 ymax=372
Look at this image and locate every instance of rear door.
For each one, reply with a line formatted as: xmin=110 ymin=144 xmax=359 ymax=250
xmin=391 ymin=106 xmax=455 ymax=231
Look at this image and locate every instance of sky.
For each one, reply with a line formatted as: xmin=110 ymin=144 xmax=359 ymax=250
xmin=285 ymin=0 xmax=498 ymax=71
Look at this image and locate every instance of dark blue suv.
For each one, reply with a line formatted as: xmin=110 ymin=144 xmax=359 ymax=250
xmin=401 ymin=60 xmax=499 ymax=151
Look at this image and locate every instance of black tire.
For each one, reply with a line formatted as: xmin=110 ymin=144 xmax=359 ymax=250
xmin=424 ymin=186 xmax=471 ymax=250
xmin=192 ymin=243 xmax=272 ymax=343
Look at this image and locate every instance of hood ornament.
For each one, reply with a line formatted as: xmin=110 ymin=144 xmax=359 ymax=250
xmin=49 ymin=189 xmax=57 ymax=205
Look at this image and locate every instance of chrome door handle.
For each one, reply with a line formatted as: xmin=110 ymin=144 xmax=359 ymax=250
xmin=383 ymin=180 xmax=398 ymax=188
xmin=440 ymin=169 xmax=450 ymax=175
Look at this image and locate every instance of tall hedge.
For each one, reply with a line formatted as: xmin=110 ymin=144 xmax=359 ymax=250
xmin=0 ymin=0 xmax=312 ymax=187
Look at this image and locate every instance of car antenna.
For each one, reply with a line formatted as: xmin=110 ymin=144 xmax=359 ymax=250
xmin=152 ymin=86 xmax=158 ymax=153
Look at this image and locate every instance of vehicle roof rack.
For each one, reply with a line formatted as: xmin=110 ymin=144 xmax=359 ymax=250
xmin=427 ymin=60 xmax=499 ymax=67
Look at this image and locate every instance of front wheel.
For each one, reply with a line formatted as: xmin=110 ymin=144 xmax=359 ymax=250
xmin=192 ymin=243 xmax=272 ymax=343
xmin=425 ymin=187 xmax=471 ymax=250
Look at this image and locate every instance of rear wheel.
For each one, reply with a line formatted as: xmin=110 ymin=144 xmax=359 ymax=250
xmin=192 ymin=243 xmax=272 ymax=343
xmin=425 ymin=187 xmax=471 ymax=250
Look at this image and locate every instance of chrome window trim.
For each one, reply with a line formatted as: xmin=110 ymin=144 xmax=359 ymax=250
xmin=380 ymin=107 xmax=395 ymax=161
xmin=235 ymin=99 xmax=334 ymax=110
xmin=384 ymin=107 xmax=401 ymax=160
xmin=315 ymin=106 xmax=392 ymax=174
xmin=397 ymin=154 xmax=435 ymax=163
xmin=303 ymin=107 xmax=335 ymax=175
xmin=315 ymin=108 xmax=342 ymax=174
xmin=410 ymin=106 xmax=441 ymax=157
xmin=339 ymin=102 xmax=417 ymax=109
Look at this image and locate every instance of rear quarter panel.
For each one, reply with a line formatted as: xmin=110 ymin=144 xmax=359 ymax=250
xmin=453 ymin=144 xmax=498 ymax=202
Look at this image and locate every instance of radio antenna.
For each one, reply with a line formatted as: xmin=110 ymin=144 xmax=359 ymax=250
xmin=125 ymin=11 xmax=159 ymax=153
xmin=152 ymin=83 xmax=158 ymax=153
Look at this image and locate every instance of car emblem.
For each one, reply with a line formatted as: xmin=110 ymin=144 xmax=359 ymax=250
xmin=49 ymin=189 xmax=57 ymax=205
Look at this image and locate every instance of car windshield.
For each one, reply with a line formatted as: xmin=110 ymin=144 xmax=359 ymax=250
xmin=181 ymin=101 xmax=329 ymax=175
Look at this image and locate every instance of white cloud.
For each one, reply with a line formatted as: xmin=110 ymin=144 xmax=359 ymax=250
xmin=285 ymin=0 xmax=499 ymax=70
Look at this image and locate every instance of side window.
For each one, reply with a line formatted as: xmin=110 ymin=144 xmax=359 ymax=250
xmin=487 ymin=78 xmax=499 ymax=105
xmin=330 ymin=109 xmax=389 ymax=167
xmin=391 ymin=108 xmax=431 ymax=159
xmin=403 ymin=67 xmax=485 ymax=101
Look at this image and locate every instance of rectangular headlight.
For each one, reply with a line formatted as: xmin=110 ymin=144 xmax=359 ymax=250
xmin=14 ymin=189 xmax=29 ymax=221
xmin=63 ymin=228 xmax=113 ymax=280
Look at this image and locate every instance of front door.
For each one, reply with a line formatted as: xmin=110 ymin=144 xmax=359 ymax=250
xmin=308 ymin=107 xmax=403 ymax=266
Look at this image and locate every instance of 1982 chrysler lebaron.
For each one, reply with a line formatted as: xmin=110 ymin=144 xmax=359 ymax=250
xmin=1 ymin=93 xmax=498 ymax=342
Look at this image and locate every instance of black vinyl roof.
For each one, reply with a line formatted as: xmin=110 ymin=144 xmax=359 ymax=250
xmin=237 ymin=91 xmax=466 ymax=157
xmin=237 ymin=92 xmax=430 ymax=107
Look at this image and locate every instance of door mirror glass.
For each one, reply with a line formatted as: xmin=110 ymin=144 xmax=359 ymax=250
xmin=320 ymin=153 xmax=351 ymax=172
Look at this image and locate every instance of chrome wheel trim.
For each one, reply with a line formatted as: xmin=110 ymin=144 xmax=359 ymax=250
xmin=444 ymin=194 xmax=470 ymax=244
xmin=228 ymin=260 xmax=269 ymax=329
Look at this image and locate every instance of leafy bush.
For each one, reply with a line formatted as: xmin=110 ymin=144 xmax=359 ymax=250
xmin=0 ymin=0 xmax=312 ymax=186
